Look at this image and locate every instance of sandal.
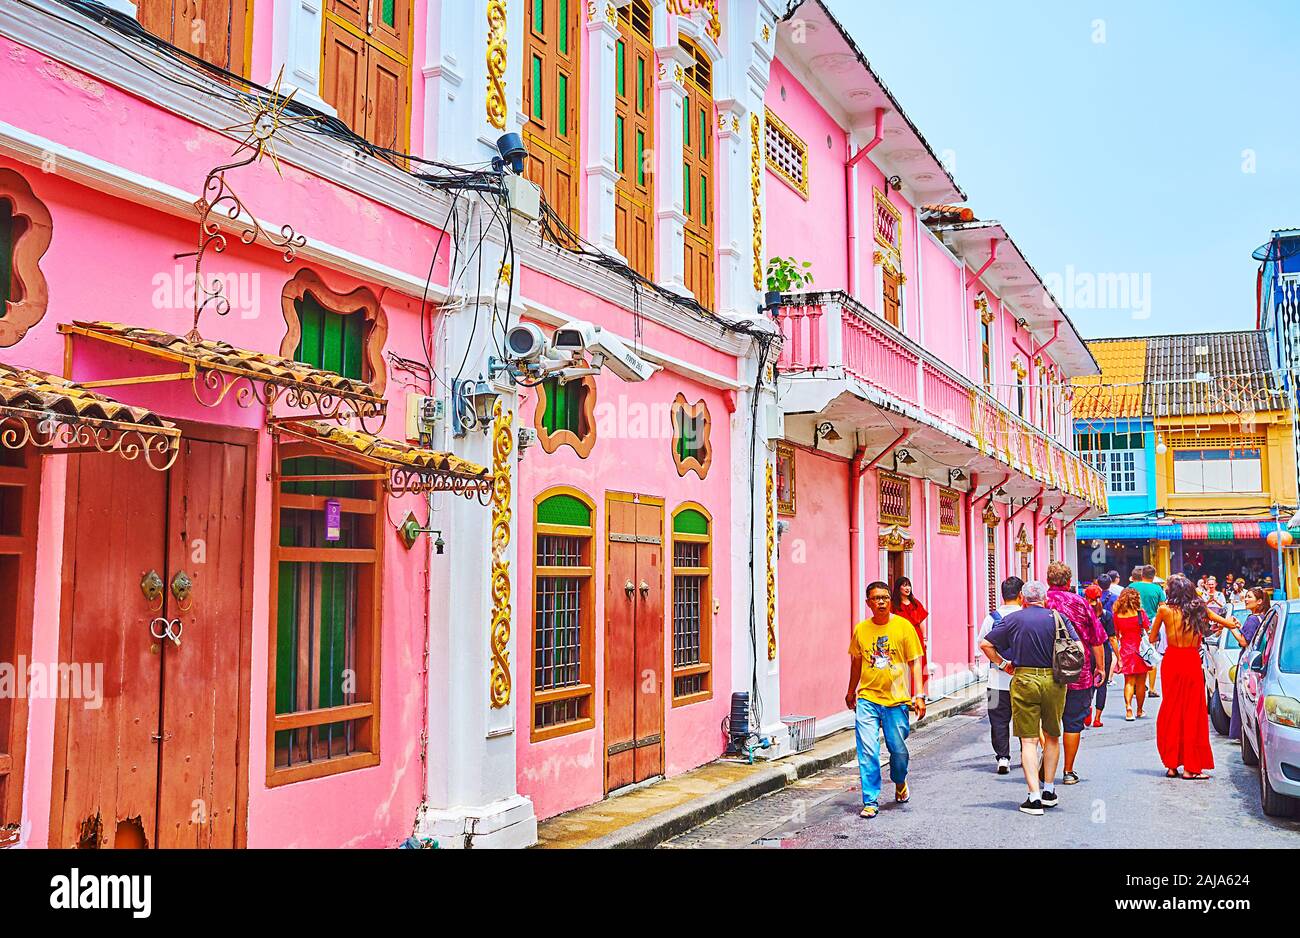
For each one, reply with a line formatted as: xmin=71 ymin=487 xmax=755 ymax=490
xmin=1181 ymin=772 xmax=1211 ymax=781
xmin=1125 ymin=710 xmax=1134 ymax=722
xmin=895 ymin=782 xmax=910 ymax=804
xmin=1165 ymin=769 xmax=1179 ymax=778
xmin=860 ymin=805 xmax=879 ymax=819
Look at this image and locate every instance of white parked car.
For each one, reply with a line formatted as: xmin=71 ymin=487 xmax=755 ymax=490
xmin=1203 ymin=604 xmax=1248 ymax=736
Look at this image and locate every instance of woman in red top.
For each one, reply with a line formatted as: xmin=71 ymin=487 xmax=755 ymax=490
xmin=892 ymin=577 xmax=929 ymax=696
xmin=1149 ymin=575 xmax=1238 ymax=780
xmin=1112 ymin=587 xmax=1150 ymax=721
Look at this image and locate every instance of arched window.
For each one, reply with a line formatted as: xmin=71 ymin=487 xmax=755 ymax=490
xmin=535 ymin=375 xmax=597 ymax=458
xmin=680 ymin=37 xmax=715 ymax=310
xmin=524 ymin=0 xmax=581 ymax=239
xmin=615 ymin=0 xmax=655 ymax=278
xmin=532 ymin=488 xmax=596 ymax=740
xmin=671 ymin=504 xmax=712 ymax=704
xmin=268 ymin=440 xmax=384 ymax=784
xmin=0 ymin=168 xmax=53 ymax=349
xmin=671 ymin=394 xmax=712 ymax=478
xmin=280 ymin=269 xmax=388 ymax=393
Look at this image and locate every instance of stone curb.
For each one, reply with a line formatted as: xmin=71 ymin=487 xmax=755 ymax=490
xmin=576 ymin=682 xmax=986 ymax=849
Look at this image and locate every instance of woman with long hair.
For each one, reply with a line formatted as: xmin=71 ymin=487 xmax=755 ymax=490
xmin=1149 ymin=574 xmax=1238 ymax=779
xmin=1112 ymin=587 xmax=1149 ymax=721
xmin=892 ymin=577 xmax=929 ymax=697
xmin=1228 ymin=588 xmax=1275 ymax=742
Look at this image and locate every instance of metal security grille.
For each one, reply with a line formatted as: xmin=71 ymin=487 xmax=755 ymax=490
xmin=673 ymin=673 xmax=705 ymax=698
xmin=986 ymin=525 xmax=998 ymax=613
xmin=534 ymin=572 xmax=583 ymax=692
xmin=673 ymin=574 xmax=704 ymax=667
xmin=878 ymin=471 xmax=911 ymax=525
xmin=938 ymin=488 xmax=961 ymax=535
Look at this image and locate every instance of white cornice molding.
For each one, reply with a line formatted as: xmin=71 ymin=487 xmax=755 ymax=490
xmin=3 ymin=0 xmax=755 ymax=359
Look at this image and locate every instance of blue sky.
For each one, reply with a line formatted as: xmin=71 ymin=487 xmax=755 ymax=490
xmin=825 ymin=0 xmax=1300 ymax=339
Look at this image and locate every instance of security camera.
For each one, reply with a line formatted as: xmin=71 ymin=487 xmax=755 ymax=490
xmin=505 ymin=323 xmax=548 ymax=363
xmin=494 ymin=132 xmax=528 ymax=175
xmin=553 ymin=320 xmax=659 ymax=383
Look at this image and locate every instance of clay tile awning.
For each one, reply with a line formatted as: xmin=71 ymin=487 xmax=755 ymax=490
xmin=59 ymin=322 xmax=386 ymax=424
xmin=0 ymin=361 xmax=181 ymax=469
xmin=277 ymin=420 xmax=492 ymax=501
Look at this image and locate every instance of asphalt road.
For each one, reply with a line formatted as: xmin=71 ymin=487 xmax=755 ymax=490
xmin=660 ymin=692 xmax=1300 ymax=848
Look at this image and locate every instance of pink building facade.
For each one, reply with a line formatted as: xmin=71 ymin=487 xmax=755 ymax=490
xmin=0 ymin=0 xmax=1103 ymax=848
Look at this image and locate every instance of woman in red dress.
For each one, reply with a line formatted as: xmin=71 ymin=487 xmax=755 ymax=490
xmin=892 ymin=577 xmax=929 ymax=697
xmin=1149 ymin=575 xmax=1238 ymax=779
xmin=1112 ymin=587 xmax=1150 ymax=721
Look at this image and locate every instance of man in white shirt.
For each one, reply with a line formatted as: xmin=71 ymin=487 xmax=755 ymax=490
xmin=1199 ymin=575 xmax=1227 ymax=616
xmin=978 ymin=576 xmax=1025 ymax=775
xmin=1106 ymin=570 xmax=1123 ymax=600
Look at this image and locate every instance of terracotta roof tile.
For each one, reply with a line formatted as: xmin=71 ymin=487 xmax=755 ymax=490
xmin=0 ymin=361 xmax=175 ymax=430
xmin=1071 ymin=338 xmax=1148 ymax=421
xmin=1144 ymin=331 xmax=1284 ymax=418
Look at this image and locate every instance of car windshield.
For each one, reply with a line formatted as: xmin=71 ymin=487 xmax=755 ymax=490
xmin=1281 ymin=612 xmax=1300 ymax=674
xmin=1221 ymin=628 xmax=1240 ymax=650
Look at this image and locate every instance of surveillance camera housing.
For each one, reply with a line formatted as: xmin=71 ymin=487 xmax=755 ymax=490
xmin=552 ymin=320 xmax=658 ymax=383
xmin=495 ymin=132 xmax=528 ymax=175
xmin=505 ymin=323 xmax=548 ymax=363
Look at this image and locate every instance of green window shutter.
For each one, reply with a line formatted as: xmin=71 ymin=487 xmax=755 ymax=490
xmin=683 ymin=166 xmax=691 ymax=217
xmin=683 ymin=100 xmax=690 ymax=147
xmin=615 ymin=117 xmax=625 ymax=174
xmin=533 ymin=0 xmax=545 ymax=31
xmin=295 ymin=293 xmax=364 ymax=380
xmin=275 ymin=560 xmax=298 ymax=715
xmin=699 ymin=107 xmax=708 ymax=158
xmin=637 ymin=57 xmax=645 ymax=113
xmin=557 ymin=73 xmax=569 ymax=136
xmin=558 ymin=0 xmax=569 ymax=53
xmin=0 ymin=199 xmax=13 ymax=314
xmin=616 ymin=40 xmax=625 ymax=97
xmin=635 ymin=130 xmax=645 ymax=185
xmin=381 ymin=0 xmax=395 ymax=27
xmin=538 ymin=493 xmax=592 ymax=527
xmin=700 ymin=173 xmax=708 ymax=227
xmin=673 ymin=508 xmax=709 ymax=537
xmin=532 ymin=55 xmax=544 ymax=121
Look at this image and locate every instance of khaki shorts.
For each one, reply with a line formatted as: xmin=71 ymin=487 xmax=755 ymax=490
xmin=1010 ymin=667 xmax=1066 ymax=739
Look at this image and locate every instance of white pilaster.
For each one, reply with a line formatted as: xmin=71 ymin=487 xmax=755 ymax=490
xmin=654 ymin=38 xmax=690 ymax=296
xmin=416 ymin=201 xmax=536 ymax=849
xmin=583 ymin=4 xmax=623 ymax=257
xmin=271 ymin=0 xmax=337 ymax=117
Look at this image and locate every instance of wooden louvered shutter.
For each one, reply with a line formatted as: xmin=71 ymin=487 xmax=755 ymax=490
xmin=680 ymin=39 xmax=715 ymax=310
xmin=136 ymin=0 xmax=250 ymax=75
xmin=614 ymin=0 xmax=654 ymax=279
xmin=524 ymin=0 xmax=581 ymax=239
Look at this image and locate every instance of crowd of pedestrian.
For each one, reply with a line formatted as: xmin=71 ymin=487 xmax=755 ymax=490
xmin=846 ymin=560 xmax=1254 ymax=820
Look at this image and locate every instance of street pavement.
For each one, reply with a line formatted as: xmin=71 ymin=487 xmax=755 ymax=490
xmin=660 ymin=691 xmax=1300 ymax=848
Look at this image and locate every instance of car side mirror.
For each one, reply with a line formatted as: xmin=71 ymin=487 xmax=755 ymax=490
xmin=1246 ymin=651 xmax=1267 ymax=675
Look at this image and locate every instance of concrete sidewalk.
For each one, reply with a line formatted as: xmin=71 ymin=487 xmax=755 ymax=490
xmin=535 ymin=681 xmax=986 ymax=848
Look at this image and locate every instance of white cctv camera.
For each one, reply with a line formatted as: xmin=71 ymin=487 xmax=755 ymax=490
xmin=505 ymin=323 xmax=548 ymax=363
xmin=552 ymin=320 xmax=659 ymax=383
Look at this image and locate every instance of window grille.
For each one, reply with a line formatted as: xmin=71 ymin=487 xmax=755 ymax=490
xmin=938 ymin=488 xmax=961 ymax=535
xmin=764 ymin=109 xmax=808 ymax=197
xmin=878 ymin=471 xmax=911 ymax=526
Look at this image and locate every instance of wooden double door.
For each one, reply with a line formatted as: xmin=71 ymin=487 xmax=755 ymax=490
xmin=51 ymin=426 xmax=253 ymax=848
xmin=604 ymin=493 xmax=664 ymax=792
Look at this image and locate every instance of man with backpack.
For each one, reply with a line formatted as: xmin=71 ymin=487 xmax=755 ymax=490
xmin=977 ymin=577 xmax=1024 ymax=774
xmin=979 ymin=580 xmax=1084 ymax=815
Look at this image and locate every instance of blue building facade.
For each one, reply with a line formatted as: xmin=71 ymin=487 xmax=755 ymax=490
xmin=1257 ymin=228 xmax=1300 ymax=504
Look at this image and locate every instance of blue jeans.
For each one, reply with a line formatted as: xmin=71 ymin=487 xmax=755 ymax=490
xmin=854 ymin=698 xmax=911 ymax=806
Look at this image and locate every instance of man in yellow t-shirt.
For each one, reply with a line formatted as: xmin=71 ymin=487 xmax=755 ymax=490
xmin=844 ymin=581 xmax=926 ymax=819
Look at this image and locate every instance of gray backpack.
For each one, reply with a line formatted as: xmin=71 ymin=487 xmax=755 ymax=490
xmin=1051 ymin=611 xmax=1086 ymax=685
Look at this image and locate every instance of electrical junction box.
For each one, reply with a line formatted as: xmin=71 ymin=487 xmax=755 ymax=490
xmin=505 ymin=174 xmax=541 ymax=221
xmin=406 ymin=394 xmax=444 ymax=443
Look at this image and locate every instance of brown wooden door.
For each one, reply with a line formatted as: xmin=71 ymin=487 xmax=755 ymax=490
xmin=322 ymin=0 xmax=412 ymax=153
xmin=137 ymin=0 xmax=249 ymax=74
xmin=681 ymin=39 xmax=715 ymax=310
xmin=54 ymin=433 xmax=250 ymax=848
xmin=524 ymin=0 xmax=581 ymax=236
xmin=155 ymin=439 xmax=248 ymax=848
xmin=604 ymin=494 xmax=664 ymax=792
xmin=883 ymin=269 xmax=901 ymax=327
xmin=614 ymin=0 xmax=654 ymax=279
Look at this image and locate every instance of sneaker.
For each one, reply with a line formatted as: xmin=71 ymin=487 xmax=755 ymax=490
xmin=1040 ymin=790 xmax=1059 ymax=808
xmin=1019 ymin=797 xmax=1044 ymax=816
xmin=1062 ymin=771 xmax=1080 ymax=785
xmin=996 ymin=758 xmax=1010 ymax=775
xmin=860 ymin=804 xmax=879 ymax=819
xmin=1092 ymin=716 xmax=1104 ymax=728
xmin=895 ymin=782 xmax=910 ymax=803
xmin=1083 ymin=710 xmax=1095 ymax=728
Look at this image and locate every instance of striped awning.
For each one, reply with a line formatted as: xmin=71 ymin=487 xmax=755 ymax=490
xmin=1076 ymin=518 xmax=1277 ymax=542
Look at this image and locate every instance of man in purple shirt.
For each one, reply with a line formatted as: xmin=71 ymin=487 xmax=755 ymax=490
xmin=1044 ymin=561 xmax=1107 ymax=785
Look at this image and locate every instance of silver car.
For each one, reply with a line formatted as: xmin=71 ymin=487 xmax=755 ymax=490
xmin=1235 ymin=598 xmax=1300 ymax=818
xmin=1203 ymin=605 xmax=1247 ymax=736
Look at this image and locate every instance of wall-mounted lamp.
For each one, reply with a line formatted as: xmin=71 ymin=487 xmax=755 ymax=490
xmin=762 ymin=290 xmax=785 ymax=316
xmin=992 ymin=485 xmax=1007 ymax=498
xmin=887 ymin=175 xmax=903 ymax=192
xmin=947 ymin=467 xmax=966 ymax=486
xmin=452 ymin=375 xmax=501 ymax=436
xmin=1155 ymin=435 xmax=1168 ymax=455
xmin=491 ymin=132 xmax=528 ymax=175
xmin=892 ymin=448 xmax=917 ymax=473
xmin=812 ymin=421 xmax=841 ymax=450
xmin=398 ymin=511 xmax=446 ymax=554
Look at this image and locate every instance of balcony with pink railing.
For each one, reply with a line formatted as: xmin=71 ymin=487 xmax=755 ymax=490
xmin=775 ymin=291 xmax=1079 ymax=450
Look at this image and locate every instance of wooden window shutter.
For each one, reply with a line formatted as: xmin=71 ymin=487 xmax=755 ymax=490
xmin=614 ymin=0 xmax=655 ymax=279
xmin=524 ymin=0 xmax=581 ymax=240
xmin=883 ymin=269 xmax=901 ymax=327
xmin=680 ymin=38 xmax=714 ymax=311
xmin=321 ymin=1 xmax=412 ymax=155
xmin=137 ymin=1 xmax=251 ymax=75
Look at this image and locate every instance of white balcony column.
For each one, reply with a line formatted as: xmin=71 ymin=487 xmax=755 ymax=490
xmin=271 ymin=0 xmax=337 ymax=116
xmin=583 ymin=3 xmax=624 ymax=257
xmin=824 ymin=298 xmax=846 ymax=368
xmin=415 ymin=199 xmax=536 ymax=849
xmin=654 ymin=39 xmax=691 ymax=296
